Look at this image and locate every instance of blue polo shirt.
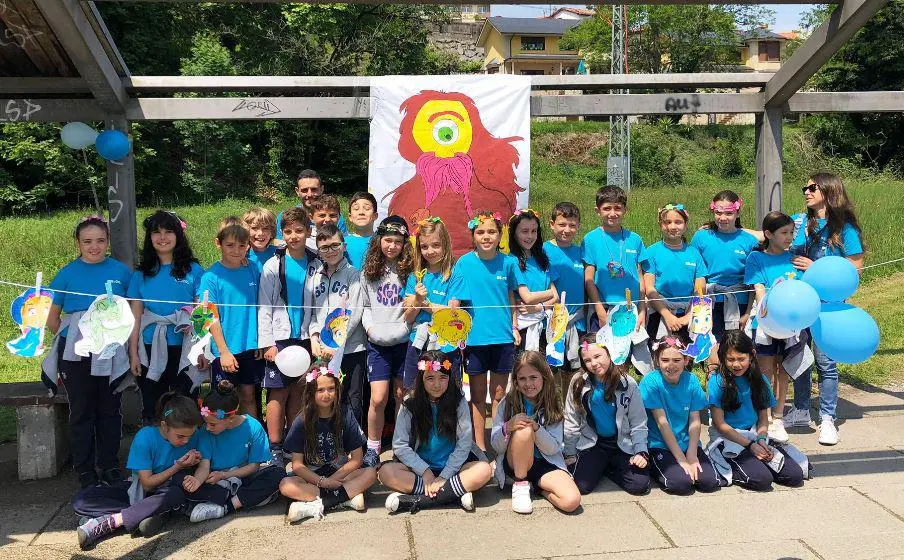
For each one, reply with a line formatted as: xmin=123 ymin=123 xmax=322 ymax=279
xmin=791 ymin=213 xmax=864 ymax=260
xmin=50 ymin=257 xmax=131 ymax=337
xmin=197 ymin=415 xmax=270 ymax=472
xmin=453 ymin=251 xmax=519 ymax=346
xmin=707 ymin=374 xmax=776 ymax=430
xmin=588 ymin=378 xmax=617 ymax=438
xmin=744 ymin=251 xmax=797 ymax=288
xmin=128 ymin=262 xmax=205 ymax=345
xmin=127 ymin=425 xmax=206 ymax=475
xmin=402 ymin=269 xmax=466 ymax=343
xmin=690 ymin=229 xmax=759 ymax=304
xmin=639 ymin=370 xmax=707 ymax=453
xmin=197 ymin=262 xmax=259 ymax=356
xmin=645 ymin=241 xmax=708 ymax=303
xmin=544 ymin=240 xmax=586 ymax=330
xmin=582 ymin=227 xmax=648 ymax=304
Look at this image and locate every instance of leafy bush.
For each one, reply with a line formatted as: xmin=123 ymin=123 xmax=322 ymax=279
xmin=629 ymin=124 xmax=685 ymax=187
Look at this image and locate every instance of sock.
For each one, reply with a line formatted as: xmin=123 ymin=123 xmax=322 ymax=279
xmin=366 ymin=439 xmax=381 ymax=453
xmin=431 ymin=474 xmax=466 ymax=505
xmin=270 ymin=442 xmax=283 ymax=452
xmin=320 ymin=486 xmax=350 ymax=510
xmin=411 ymin=475 xmax=425 ymax=495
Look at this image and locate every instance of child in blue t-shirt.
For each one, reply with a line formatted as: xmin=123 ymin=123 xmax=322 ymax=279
xmin=73 ymin=393 xmax=206 ymax=549
xmin=744 ymin=211 xmax=798 ymax=444
xmin=45 ymin=215 xmax=132 ymax=489
xmin=582 ymin=186 xmax=648 ymax=333
xmin=184 ymin=380 xmax=285 ymax=523
xmin=544 ymin=203 xmax=586 ymax=375
xmin=345 ymin=192 xmax=377 ymax=269
xmin=128 ymin=210 xmax=204 ymax=423
xmin=690 ymin=191 xmax=759 ymax=340
xmin=198 ymin=220 xmax=262 ymax=419
xmin=508 ymin=209 xmax=560 ymax=355
xmin=644 ymin=204 xmax=708 ymax=342
xmin=243 ymin=208 xmax=279 ymax=274
xmin=707 ymin=331 xmax=805 ymax=491
xmin=639 ymin=336 xmax=720 ymax=495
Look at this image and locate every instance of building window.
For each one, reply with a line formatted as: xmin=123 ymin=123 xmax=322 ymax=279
xmin=478 ymin=5 xmax=489 ymax=12
xmin=520 ymin=70 xmax=544 ymax=75
xmin=521 ymin=36 xmax=546 ymax=51
xmin=759 ymin=41 xmax=780 ymax=62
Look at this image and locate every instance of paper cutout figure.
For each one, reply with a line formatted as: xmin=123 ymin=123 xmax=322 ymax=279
xmin=175 ymin=302 xmax=219 ymax=341
xmin=74 ymin=294 xmax=134 ymax=359
xmin=321 ymin=295 xmax=350 ymax=350
xmin=429 ymin=307 xmax=472 ymax=350
xmin=7 ymin=287 xmax=53 ymax=357
xmin=545 ymin=292 xmax=569 ymax=367
xmin=605 ymin=301 xmax=636 ymax=365
xmin=414 ymin=268 xmax=427 ymax=283
xmin=683 ymin=295 xmax=717 ymax=362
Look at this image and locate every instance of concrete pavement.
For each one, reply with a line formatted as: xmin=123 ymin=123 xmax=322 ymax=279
xmin=3 ymin=382 xmax=904 ymax=560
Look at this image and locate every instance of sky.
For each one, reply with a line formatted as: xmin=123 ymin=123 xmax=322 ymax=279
xmin=491 ymin=4 xmax=811 ymax=32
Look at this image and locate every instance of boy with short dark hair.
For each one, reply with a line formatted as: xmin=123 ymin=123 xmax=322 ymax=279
xmin=306 ymin=195 xmax=342 ymax=252
xmin=346 ymin=191 xmax=378 ymax=269
xmin=544 ymin=202 xmax=585 ymax=380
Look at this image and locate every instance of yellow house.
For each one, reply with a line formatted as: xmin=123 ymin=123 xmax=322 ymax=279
xmin=477 ymin=17 xmax=582 ymax=75
xmin=739 ymin=29 xmax=798 ymax=72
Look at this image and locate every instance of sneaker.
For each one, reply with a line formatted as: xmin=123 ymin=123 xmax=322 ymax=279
xmin=100 ymin=468 xmax=124 ymax=486
xmin=78 ymin=470 xmax=100 ymax=489
xmin=818 ymin=415 xmax=839 ymax=445
xmin=385 ymin=492 xmax=423 ymax=514
xmin=784 ymin=407 xmax=812 ymax=428
xmin=460 ymin=491 xmax=475 ymax=512
xmin=287 ymin=498 xmax=325 ymax=522
xmin=190 ymin=502 xmax=227 ymax=523
xmin=340 ymin=493 xmax=366 ymax=511
xmin=511 ymin=481 xmax=532 ymax=514
xmin=137 ymin=513 xmax=166 ymax=536
xmin=215 ymin=476 xmax=243 ymax=495
xmin=768 ymin=418 xmax=790 ymax=444
xmin=77 ymin=514 xmax=118 ymax=550
xmin=362 ymin=447 xmax=381 ymax=469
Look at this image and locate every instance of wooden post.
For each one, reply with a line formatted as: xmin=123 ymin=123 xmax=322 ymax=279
xmin=105 ymin=115 xmax=137 ymax=269
xmin=755 ymin=107 xmax=783 ymax=226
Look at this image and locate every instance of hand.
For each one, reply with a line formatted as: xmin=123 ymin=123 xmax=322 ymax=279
xmin=750 ymin=441 xmax=772 ymax=461
xmin=320 ymin=477 xmax=342 ymax=490
xmin=680 ymin=458 xmax=702 ymax=482
xmin=663 ymin=312 xmax=683 ymax=333
xmin=564 ymin=456 xmax=577 ymax=466
xmin=635 ymin=310 xmax=646 ymax=333
xmin=310 ymin=337 xmax=323 ymax=358
xmin=219 ymin=351 xmax=238 ymax=373
xmin=421 ymin=470 xmax=437 ymax=496
xmin=130 ymin=354 xmax=143 ymax=377
xmin=426 ymin=476 xmax=445 ymax=498
xmin=595 ymin=304 xmax=608 ymax=327
xmin=197 ymin=355 xmax=210 ymax=371
xmin=524 ymin=304 xmax=542 ymax=314
xmin=513 ymin=329 xmax=522 ymax=346
xmin=517 ymin=303 xmax=528 ymax=315
xmin=629 ymin=453 xmax=648 ymax=469
xmin=182 ymin=475 xmax=201 ymax=493
xmin=678 ymin=314 xmax=691 ymax=327
xmin=739 ymin=314 xmax=750 ymax=330
xmin=205 ymin=471 xmax=226 ymax=484
xmin=176 ymin=449 xmax=200 ymax=469
xmin=791 ymin=256 xmax=814 ymax=271
xmin=263 ymin=346 xmax=278 ymax=362
xmin=506 ymin=413 xmax=532 ymax=434
xmin=414 ymin=283 xmax=428 ymax=300
xmin=254 ymin=349 xmax=265 ymax=360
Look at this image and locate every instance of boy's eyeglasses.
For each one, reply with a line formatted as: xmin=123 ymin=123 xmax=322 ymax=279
xmin=318 ymin=242 xmax=344 ymax=254
xmin=802 ymin=184 xmax=819 ymax=194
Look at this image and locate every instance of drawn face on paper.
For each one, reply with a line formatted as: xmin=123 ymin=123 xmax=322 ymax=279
xmin=609 ymin=305 xmax=635 ymax=338
xmin=690 ymin=302 xmax=713 ymax=335
xmin=430 ymin=308 xmax=472 ymax=349
xmin=20 ymin=294 xmax=52 ymax=329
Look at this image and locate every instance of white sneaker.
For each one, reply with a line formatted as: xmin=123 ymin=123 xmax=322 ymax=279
xmin=215 ymin=476 xmax=243 ymax=495
xmin=511 ymin=481 xmax=532 ymax=514
xmin=287 ymin=498 xmax=325 ymax=522
xmin=818 ymin=415 xmax=839 ymax=445
xmin=340 ymin=493 xmax=366 ymax=511
xmin=460 ymin=491 xmax=475 ymax=512
xmin=768 ymin=418 xmax=790 ymax=443
xmin=189 ymin=502 xmax=226 ymax=523
xmin=784 ymin=407 xmax=812 ymax=428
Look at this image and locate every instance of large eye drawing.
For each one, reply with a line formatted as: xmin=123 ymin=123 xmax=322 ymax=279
xmin=432 ymin=119 xmax=459 ymax=145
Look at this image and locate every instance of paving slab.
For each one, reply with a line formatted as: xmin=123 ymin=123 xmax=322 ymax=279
xmin=640 ymin=486 xmax=904 ymax=547
xmin=849 ymin=482 xmax=904 ymax=519
xmin=0 ymin=500 xmax=67 ymax=548
xmin=553 ymin=540 xmax=818 ymax=560
xmin=410 ymin=502 xmax=667 ymax=560
xmin=803 ymin=531 xmax=904 ymax=560
xmin=836 ymin=383 xmax=904 ymax=419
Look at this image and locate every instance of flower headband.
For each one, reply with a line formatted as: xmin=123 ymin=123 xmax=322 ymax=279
xmin=376 ymin=222 xmax=409 ymax=238
xmin=417 ymin=359 xmax=453 ymax=373
xmin=80 ymin=214 xmax=107 ymax=224
xmin=658 ymin=204 xmax=689 ymax=220
xmin=306 ymin=365 xmax=336 ymax=383
xmin=413 ymin=216 xmax=442 ymax=236
xmin=510 ymin=208 xmax=540 ymax=222
xmin=198 ymin=403 xmax=239 ymax=420
xmin=651 ymin=336 xmax=687 ymax=352
xmin=580 ymin=340 xmax=608 ymax=353
xmin=467 ymin=212 xmax=503 ymax=231
xmin=710 ymin=199 xmax=743 ymax=212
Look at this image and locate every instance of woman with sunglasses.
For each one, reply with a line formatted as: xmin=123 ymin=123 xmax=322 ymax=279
xmin=786 ymin=173 xmax=865 ymax=446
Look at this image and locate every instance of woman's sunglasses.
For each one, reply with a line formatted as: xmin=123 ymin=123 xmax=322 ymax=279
xmin=802 ymin=184 xmax=820 ymax=194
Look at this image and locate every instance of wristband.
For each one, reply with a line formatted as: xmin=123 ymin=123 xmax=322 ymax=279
xmin=317 ymin=476 xmax=324 ymax=488
xmin=756 ymin=434 xmax=768 ymax=444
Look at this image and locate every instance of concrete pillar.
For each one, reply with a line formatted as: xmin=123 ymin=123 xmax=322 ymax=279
xmin=105 ymin=116 xmax=137 ymax=269
xmin=17 ymin=404 xmax=68 ymax=480
xmin=755 ymin=107 xmax=783 ymax=226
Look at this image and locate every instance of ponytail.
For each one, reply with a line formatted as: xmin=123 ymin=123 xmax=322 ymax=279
xmin=156 ymin=391 xmax=202 ymax=429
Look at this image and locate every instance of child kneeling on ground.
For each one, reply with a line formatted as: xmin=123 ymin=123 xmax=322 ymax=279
xmin=491 ymin=350 xmax=580 ymax=514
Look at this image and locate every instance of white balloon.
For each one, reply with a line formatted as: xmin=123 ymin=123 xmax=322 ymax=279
xmin=274 ymin=345 xmax=311 ymax=378
xmin=758 ymin=311 xmax=798 ymax=340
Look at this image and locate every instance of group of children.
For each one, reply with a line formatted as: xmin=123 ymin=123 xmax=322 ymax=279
xmin=45 ymin=169 xmax=865 ymax=549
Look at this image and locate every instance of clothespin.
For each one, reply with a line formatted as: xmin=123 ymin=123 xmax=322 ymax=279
xmin=415 ymin=268 xmax=427 ymax=283
xmin=340 ymin=293 xmax=349 ymax=315
xmin=695 ymin=284 xmax=704 ymax=298
xmin=34 ymin=271 xmax=42 ymax=299
xmin=202 ymin=290 xmax=209 ymax=310
xmin=625 ymin=288 xmax=632 ymax=311
xmin=559 ymin=291 xmax=566 ymax=305
xmin=105 ymin=280 xmax=113 ymax=304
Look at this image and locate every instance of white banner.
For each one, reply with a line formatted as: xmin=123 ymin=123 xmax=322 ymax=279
xmin=368 ymin=75 xmax=531 ymax=256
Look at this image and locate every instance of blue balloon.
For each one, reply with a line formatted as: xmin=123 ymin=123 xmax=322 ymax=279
xmin=95 ymin=130 xmax=131 ymax=161
xmin=811 ymin=302 xmax=879 ymax=364
xmin=763 ymin=279 xmax=821 ymax=331
xmin=801 ymin=256 xmax=860 ymax=302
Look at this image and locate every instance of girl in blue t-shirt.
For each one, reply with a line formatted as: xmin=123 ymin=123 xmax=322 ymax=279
xmin=403 ymin=217 xmax=464 ymax=387
xmin=644 ymin=204 xmax=708 ymax=341
xmin=198 ymin=221 xmax=262 ymax=419
xmin=508 ymin=209 xmax=560 ymax=354
xmin=690 ymin=191 xmax=759 ymax=341
xmin=184 ymin=380 xmax=285 ymax=523
xmin=744 ymin=211 xmax=798 ymax=444
xmin=280 ymin=364 xmax=376 ymax=522
xmin=788 ymin=173 xmax=866 ymax=446
xmin=128 ymin=210 xmax=204 ymax=423
xmin=45 ymin=215 xmax=132 ymax=489
xmin=708 ymin=331 xmax=805 ymax=491
xmin=639 ymin=336 xmax=720 ymax=495
xmin=379 ymin=350 xmax=492 ymax=513
xmin=73 ymin=393 xmax=205 ymax=550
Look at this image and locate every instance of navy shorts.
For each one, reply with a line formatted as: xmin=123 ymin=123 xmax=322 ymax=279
xmin=262 ymin=338 xmax=312 ymax=389
xmin=403 ymin=344 xmax=464 ymax=389
xmin=503 ymin=454 xmax=563 ymax=489
xmin=212 ymin=349 xmax=264 ymax=387
xmin=755 ymin=333 xmax=786 ymax=357
xmin=367 ymin=341 xmax=408 ymax=383
xmin=466 ymin=343 xmax=515 ymax=375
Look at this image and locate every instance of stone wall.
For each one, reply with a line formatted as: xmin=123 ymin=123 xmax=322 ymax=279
xmin=428 ymin=21 xmax=484 ymax=63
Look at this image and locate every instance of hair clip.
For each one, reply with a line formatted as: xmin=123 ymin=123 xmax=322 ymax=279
xmin=710 ymin=199 xmax=742 ymax=212
xmin=510 ymin=208 xmax=540 ymax=222
xmin=417 ymin=359 xmax=451 ymax=372
xmin=80 ymin=214 xmax=107 ymax=224
xmin=166 ymin=211 xmax=188 ymax=230
xmin=198 ymin=405 xmax=238 ymax=420
xmin=651 ymin=336 xmax=687 ymax=352
xmin=580 ymin=340 xmax=606 ymax=353
xmin=306 ymin=365 xmax=336 ymax=383
xmin=467 ymin=212 xmax=503 ymax=231
xmin=658 ymin=204 xmax=689 ymax=219
xmin=163 ymin=409 xmax=173 ymax=417
xmin=413 ymin=216 xmax=442 ymax=236
xmin=376 ymin=222 xmax=409 ymax=238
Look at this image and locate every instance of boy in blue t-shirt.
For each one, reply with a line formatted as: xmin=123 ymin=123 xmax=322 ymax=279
xmin=243 ymin=208 xmax=279 ymax=275
xmin=544 ymin=202 xmax=586 ymax=378
xmin=345 ymin=192 xmax=377 ymax=269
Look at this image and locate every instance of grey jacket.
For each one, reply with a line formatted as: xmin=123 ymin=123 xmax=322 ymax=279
xmin=563 ymin=372 xmax=648 ymax=457
xmin=361 ymin=265 xmax=411 ymax=346
xmin=258 ymin=251 xmax=313 ymax=348
xmin=306 ymin=257 xmax=366 ymax=354
xmin=490 ymin=396 xmax=567 ymax=488
xmin=392 ymin=396 xmax=479 ymax=481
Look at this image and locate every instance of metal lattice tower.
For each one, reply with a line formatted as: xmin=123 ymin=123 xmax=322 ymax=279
xmin=607 ymin=5 xmax=631 ymax=190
